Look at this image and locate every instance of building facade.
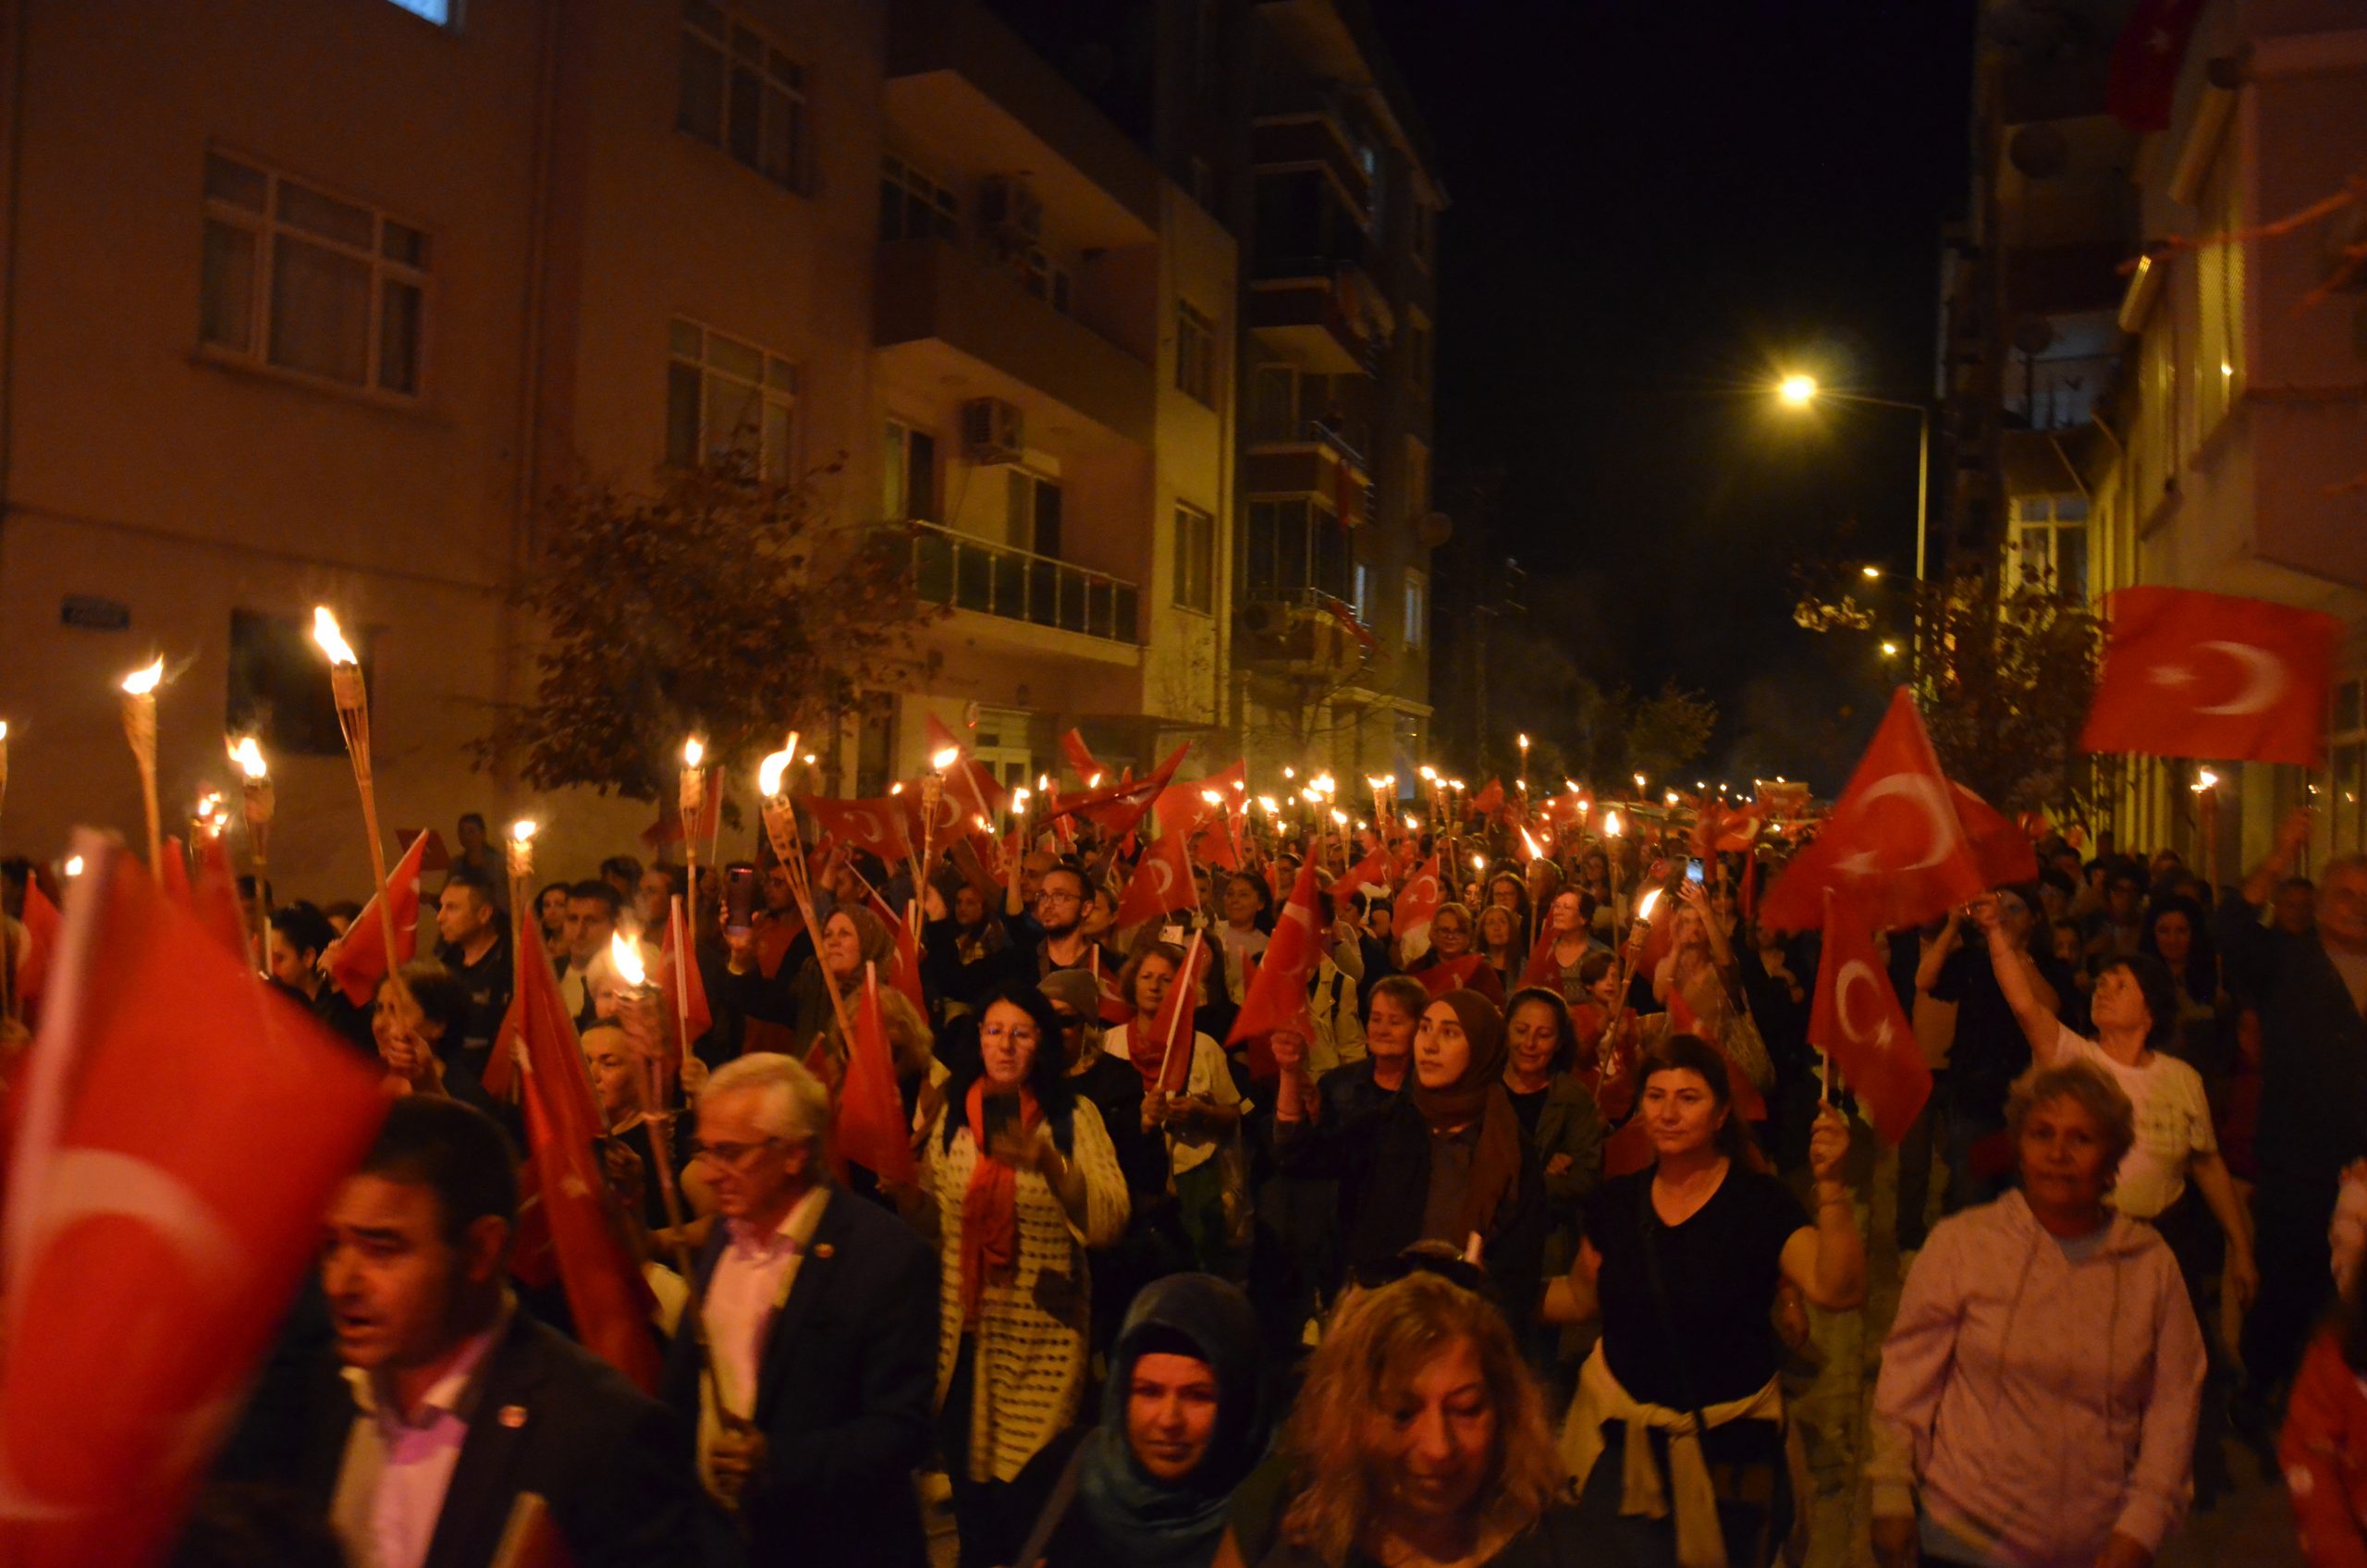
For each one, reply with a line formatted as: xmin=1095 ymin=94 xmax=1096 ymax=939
xmin=0 ymin=0 xmax=1259 ymax=895
xmin=1944 ymin=0 xmax=2367 ymax=872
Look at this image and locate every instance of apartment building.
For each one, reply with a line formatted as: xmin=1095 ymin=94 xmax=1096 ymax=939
xmin=1942 ymin=0 xmax=2367 ymax=869
xmin=0 ymin=0 xmax=1235 ymax=894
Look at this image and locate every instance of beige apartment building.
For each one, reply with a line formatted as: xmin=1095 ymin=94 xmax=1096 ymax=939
xmin=1944 ymin=0 xmax=2367 ymax=870
xmin=0 ymin=0 xmax=1238 ymax=895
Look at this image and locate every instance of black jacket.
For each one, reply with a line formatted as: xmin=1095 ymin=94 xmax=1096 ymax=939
xmin=659 ymin=1185 xmax=940 ymax=1568
xmin=2216 ymin=894 xmax=2367 ymax=1196
xmin=299 ymin=1310 xmax=700 ymax=1568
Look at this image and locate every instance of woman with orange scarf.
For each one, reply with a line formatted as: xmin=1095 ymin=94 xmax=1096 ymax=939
xmin=925 ymin=984 xmax=1130 ymax=1568
xmin=1272 ymin=988 xmax=1547 ymax=1330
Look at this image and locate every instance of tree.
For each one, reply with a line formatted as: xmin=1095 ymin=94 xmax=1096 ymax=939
xmin=1617 ymin=680 xmax=1719 ymax=784
xmin=475 ymin=457 xmax=943 ymax=804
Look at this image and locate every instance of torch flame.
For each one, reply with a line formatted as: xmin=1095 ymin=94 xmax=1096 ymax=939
xmin=1636 ymin=888 xmax=1663 ymax=923
xmin=228 ymin=735 xmax=268 ymax=779
xmin=2191 ymin=769 xmax=2219 ymax=793
xmin=931 ymin=747 xmax=961 ymax=772
xmin=1331 ymin=809 xmax=1348 ymax=827
xmin=511 ymin=818 xmax=537 ymax=844
xmin=311 ymin=607 xmax=358 ymax=666
xmin=889 ymin=781 xmax=905 ymax=795
xmin=759 ymin=748 xmax=794 ymax=798
xmin=1518 ymin=733 xmax=1530 ymax=749
xmin=1418 ymin=766 xmax=1438 ymax=782
xmin=682 ymin=737 xmax=705 ymax=769
xmin=1602 ymin=811 xmax=1623 ymax=838
xmin=1201 ymin=790 xmax=1222 ymax=806
xmin=63 ymin=854 xmax=84 ymax=877
xmin=1404 ymin=814 xmax=1420 ymax=832
xmin=1012 ymin=788 xmax=1031 ymax=810
xmin=1520 ymin=827 xmax=1544 ymax=860
xmin=1085 ymin=772 xmax=1103 ymax=789
xmin=1471 ymin=852 xmax=1486 ymax=871
xmin=609 ymin=931 xmax=647 ymax=987
xmin=0 ymin=720 xmax=9 ymax=741
xmin=1258 ymin=796 xmax=1281 ymax=815
xmin=120 ymin=657 xmax=164 ymax=696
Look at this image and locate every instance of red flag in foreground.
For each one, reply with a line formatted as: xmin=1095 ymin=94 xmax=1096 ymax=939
xmin=0 ymin=837 xmax=387 ymax=1566
xmin=1117 ymin=827 xmax=1196 ymax=928
xmin=1396 ymin=854 xmax=1445 ymax=952
xmin=13 ymin=880 xmax=61 ymax=1012
xmin=491 ymin=919 xmax=662 ymax=1392
xmin=1949 ymin=781 xmax=2040 ymax=891
xmin=2080 ymin=585 xmax=2340 ymax=767
xmin=1759 ymin=688 xmax=1994 ymax=935
xmin=1228 ymin=857 xmax=1324 ymax=1067
xmin=838 ymin=964 xmax=915 ymax=1185
xmin=1137 ymin=933 xmax=1212 ymax=1094
xmin=325 ymin=828 xmax=434 ymax=1006
xmin=190 ymin=833 xmax=253 ymax=967
xmin=1808 ymin=890 xmax=1931 ymax=1145
xmin=1413 ymin=952 xmax=1487 ymax=999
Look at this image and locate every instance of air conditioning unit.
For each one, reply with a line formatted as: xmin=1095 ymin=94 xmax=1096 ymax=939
xmin=1237 ymin=600 xmax=1290 ymax=638
xmin=980 ymin=177 xmax=1043 ymax=248
xmin=961 ymin=398 xmax=1025 ymax=464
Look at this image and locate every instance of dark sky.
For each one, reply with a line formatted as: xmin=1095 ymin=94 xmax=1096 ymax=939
xmin=1367 ymin=0 xmax=1978 ymax=790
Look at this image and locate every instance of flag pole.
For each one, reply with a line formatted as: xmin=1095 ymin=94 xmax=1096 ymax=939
xmin=1154 ymin=928 xmax=1206 ymax=1094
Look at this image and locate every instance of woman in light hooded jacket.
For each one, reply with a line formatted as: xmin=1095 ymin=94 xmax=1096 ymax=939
xmin=1870 ymin=1060 xmax=2206 ymax=1568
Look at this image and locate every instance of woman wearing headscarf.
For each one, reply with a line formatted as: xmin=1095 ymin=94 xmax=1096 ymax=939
xmin=1012 ymin=1274 xmax=1269 ymax=1568
xmin=724 ymin=900 xmax=898 ymax=1064
xmin=1271 ymin=989 xmax=1545 ymax=1328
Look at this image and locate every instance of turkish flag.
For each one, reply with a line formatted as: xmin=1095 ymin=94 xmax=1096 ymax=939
xmin=659 ymin=898 xmax=712 ymax=1052
xmin=1471 ymin=778 xmax=1505 ymax=818
xmin=865 ymin=889 xmax=927 ymax=1019
xmin=1949 ymin=781 xmax=2040 ymax=891
xmin=2105 ymin=0 xmax=2205 ymax=131
xmin=1060 ymin=729 xmax=1101 ymax=782
xmin=1136 ymin=933 xmax=1213 ymax=1093
xmin=1229 ymin=858 xmax=1325 ymax=1072
xmin=495 ymin=917 xmax=663 ymax=1392
xmin=15 ymin=880 xmax=62 ymax=1011
xmin=838 ymin=965 xmax=915 ymax=1186
xmin=1519 ymin=921 xmax=1563 ymax=988
xmin=0 ymin=836 xmax=387 ymax=1566
xmin=797 ymin=794 xmax=915 ymax=864
xmin=1118 ymin=827 xmax=1197 ymax=928
xmin=1089 ymin=949 xmax=1133 ymax=1026
xmin=2080 ymin=586 xmax=2341 ymax=767
xmin=1050 ymin=743 xmax=1191 ymax=839
xmin=1341 ymin=843 xmax=1396 ymax=897
xmin=1808 ymin=889 xmax=1932 ymax=1145
xmin=158 ymin=834 xmax=194 ymax=909
xmin=1414 ymin=952 xmax=1487 ymax=999
xmin=895 ymin=778 xmax=966 ymax=852
xmin=190 ymin=833 xmax=253 ymax=968
xmin=1396 ymin=854 xmax=1445 ymax=951
xmin=925 ymin=714 xmax=1010 ymax=819
xmin=1758 ymin=688 xmax=1994 ymax=934
xmin=1189 ymin=815 xmax=1239 ymax=872
xmin=325 ymin=828 xmax=434 ymax=1007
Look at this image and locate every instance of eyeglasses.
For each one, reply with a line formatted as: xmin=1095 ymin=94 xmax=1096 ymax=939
xmin=981 ymin=1023 xmax=1041 ymax=1045
xmin=684 ymin=1136 xmax=783 ymax=1168
xmin=1036 ymin=890 xmax=1083 ymax=906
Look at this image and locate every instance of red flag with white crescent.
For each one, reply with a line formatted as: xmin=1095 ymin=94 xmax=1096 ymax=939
xmin=1395 ymin=854 xmax=1445 ymax=951
xmin=796 ymin=794 xmax=916 ymax=864
xmin=1413 ymin=952 xmax=1487 ymax=999
xmin=838 ymin=964 xmax=915 ymax=1186
xmin=1117 ymin=828 xmax=1197 ymax=929
xmin=1228 ymin=856 xmax=1325 ymax=1075
xmin=1758 ymin=688 xmax=1994 ymax=935
xmin=2079 ymin=585 xmax=2340 ymax=767
xmin=324 ymin=828 xmax=434 ymax=1007
xmin=1808 ymin=889 xmax=1931 ymax=1145
xmin=0 ymin=837 xmax=388 ymax=1566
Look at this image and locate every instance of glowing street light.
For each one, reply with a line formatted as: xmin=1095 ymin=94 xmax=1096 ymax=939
xmin=1861 ymin=564 xmax=1883 ymax=580
xmin=1777 ymin=373 xmax=1818 ymax=407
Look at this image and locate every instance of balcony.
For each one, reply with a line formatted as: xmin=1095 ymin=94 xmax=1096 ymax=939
xmin=1246 ymin=265 xmax=1381 ymax=378
xmin=911 ymin=521 xmax=1142 ymax=645
xmin=875 ymin=237 xmax=1154 ymax=447
xmin=1233 ymin=588 xmax=1372 ymax=680
xmin=1253 ymin=83 xmax=1372 ymax=215
xmin=1244 ymin=418 xmax=1372 ymax=529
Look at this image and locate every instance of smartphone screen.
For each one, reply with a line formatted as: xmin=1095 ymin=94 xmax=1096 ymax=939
xmin=725 ymin=866 xmax=759 ymax=935
xmin=1686 ymin=857 xmax=1706 ymax=885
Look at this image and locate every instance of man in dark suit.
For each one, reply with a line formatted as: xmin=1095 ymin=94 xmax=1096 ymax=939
xmin=664 ymin=1051 xmax=938 ymax=1568
xmin=306 ymin=1096 xmax=699 ymax=1568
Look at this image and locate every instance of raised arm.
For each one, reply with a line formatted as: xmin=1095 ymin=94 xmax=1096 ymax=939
xmin=1971 ymin=897 xmax=2067 ymax=1063
xmin=1915 ymin=910 xmax=1961 ymax=995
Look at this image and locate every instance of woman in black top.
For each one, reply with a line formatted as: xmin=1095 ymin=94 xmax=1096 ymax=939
xmin=1541 ymin=1034 xmax=1863 ymax=1568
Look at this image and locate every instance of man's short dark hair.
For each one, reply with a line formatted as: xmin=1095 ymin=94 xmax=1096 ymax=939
xmin=320 ymin=899 xmax=363 ymax=926
xmin=1041 ymin=864 xmax=1089 ymax=899
xmin=568 ymin=880 xmax=623 ymax=915
xmin=360 ymin=1096 xmax=519 ymax=1242
xmin=598 ymin=855 xmax=644 ymax=885
xmin=398 ymin=961 xmax=473 ymax=1046
xmin=269 ymin=901 xmax=336 ymax=960
xmin=458 ymin=812 xmax=487 ymax=833
xmin=441 ymin=864 xmax=497 ymax=906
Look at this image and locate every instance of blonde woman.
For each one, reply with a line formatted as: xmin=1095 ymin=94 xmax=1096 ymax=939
xmin=1217 ymin=1270 xmax=1584 ymax=1567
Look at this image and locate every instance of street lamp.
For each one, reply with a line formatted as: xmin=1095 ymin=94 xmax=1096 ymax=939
xmin=1774 ymin=374 xmax=1932 ymax=582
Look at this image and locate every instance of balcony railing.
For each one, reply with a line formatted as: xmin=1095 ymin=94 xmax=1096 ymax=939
xmin=1245 ymin=413 xmax=1368 ymax=469
xmin=911 ymin=521 xmax=1141 ymax=643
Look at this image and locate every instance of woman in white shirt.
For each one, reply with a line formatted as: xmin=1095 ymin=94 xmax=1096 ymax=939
xmin=1104 ymin=942 xmax=1250 ymax=1277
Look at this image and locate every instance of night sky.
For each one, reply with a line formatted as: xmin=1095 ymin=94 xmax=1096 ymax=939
xmin=1367 ymin=0 xmax=1978 ymax=790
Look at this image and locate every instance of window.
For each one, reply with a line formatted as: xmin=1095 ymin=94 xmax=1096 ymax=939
xmin=2191 ymin=142 xmax=2244 ymax=451
xmin=678 ymin=1 xmax=808 ymax=193
xmin=1352 ymin=561 xmax=1370 ymax=621
xmin=2006 ymin=494 xmax=2088 ymax=599
xmin=382 ymin=0 xmax=452 ymax=21
xmin=1403 ymin=569 xmax=1428 ymax=649
xmin=1404 ymin=437 xmax=1431 ymax=521
xmin=228 ymin=609 xmax=369 ymax=756
xmin=1175 ymin=300 xmax=1217 ymax=407
xmin=1010 ymin=470 xmax=1063 ymax=557
xmin=200 ymin=152 xmax=428 ymax=397
xmin=1172 ymin=501 xmax=1215 ymax=613
xmin=1013 ymin=245 xmax=1073 ymax=314
xmin=884 ymin=419 xmax=938 ymax=521
xmin=1245 ymin=497 xmax=1348 ymax=601
xmin=880 ymin=156 xmax=958 ymax=242
xmin=666 ymin=318 xmax=797 ymax=478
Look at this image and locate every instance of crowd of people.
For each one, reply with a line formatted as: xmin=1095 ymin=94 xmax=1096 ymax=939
xmin=7 ymin=789 xmax=2367 ymax=1568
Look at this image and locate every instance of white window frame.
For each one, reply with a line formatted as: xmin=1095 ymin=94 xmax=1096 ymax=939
xmin=1176 ymin=300 xmax=1217 ymax=406
xmin=678 ymin=1 xmax=810 ymax=194
xmin=1172 ymin=500 xmax=1216 ymax=614
xmin=199 ymin=149 xmax=430 ymax=400
xmin=884 ymin=416 xmax=938 ymax=522
xmin=880 ymin=155 xmax=959 ymax=242
xmin=2005 ymin=494 xmax=2089 ymax=599
xmin=1403 ymin=568 xmax=1428 ymax=649
xmin=667 ymin=317 xmax=798 ymax=480
xmin=1014 ymin=244 xmax=1073 ymax=315
xmin=2324 ymin=676 xmax=2367 ymax=857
